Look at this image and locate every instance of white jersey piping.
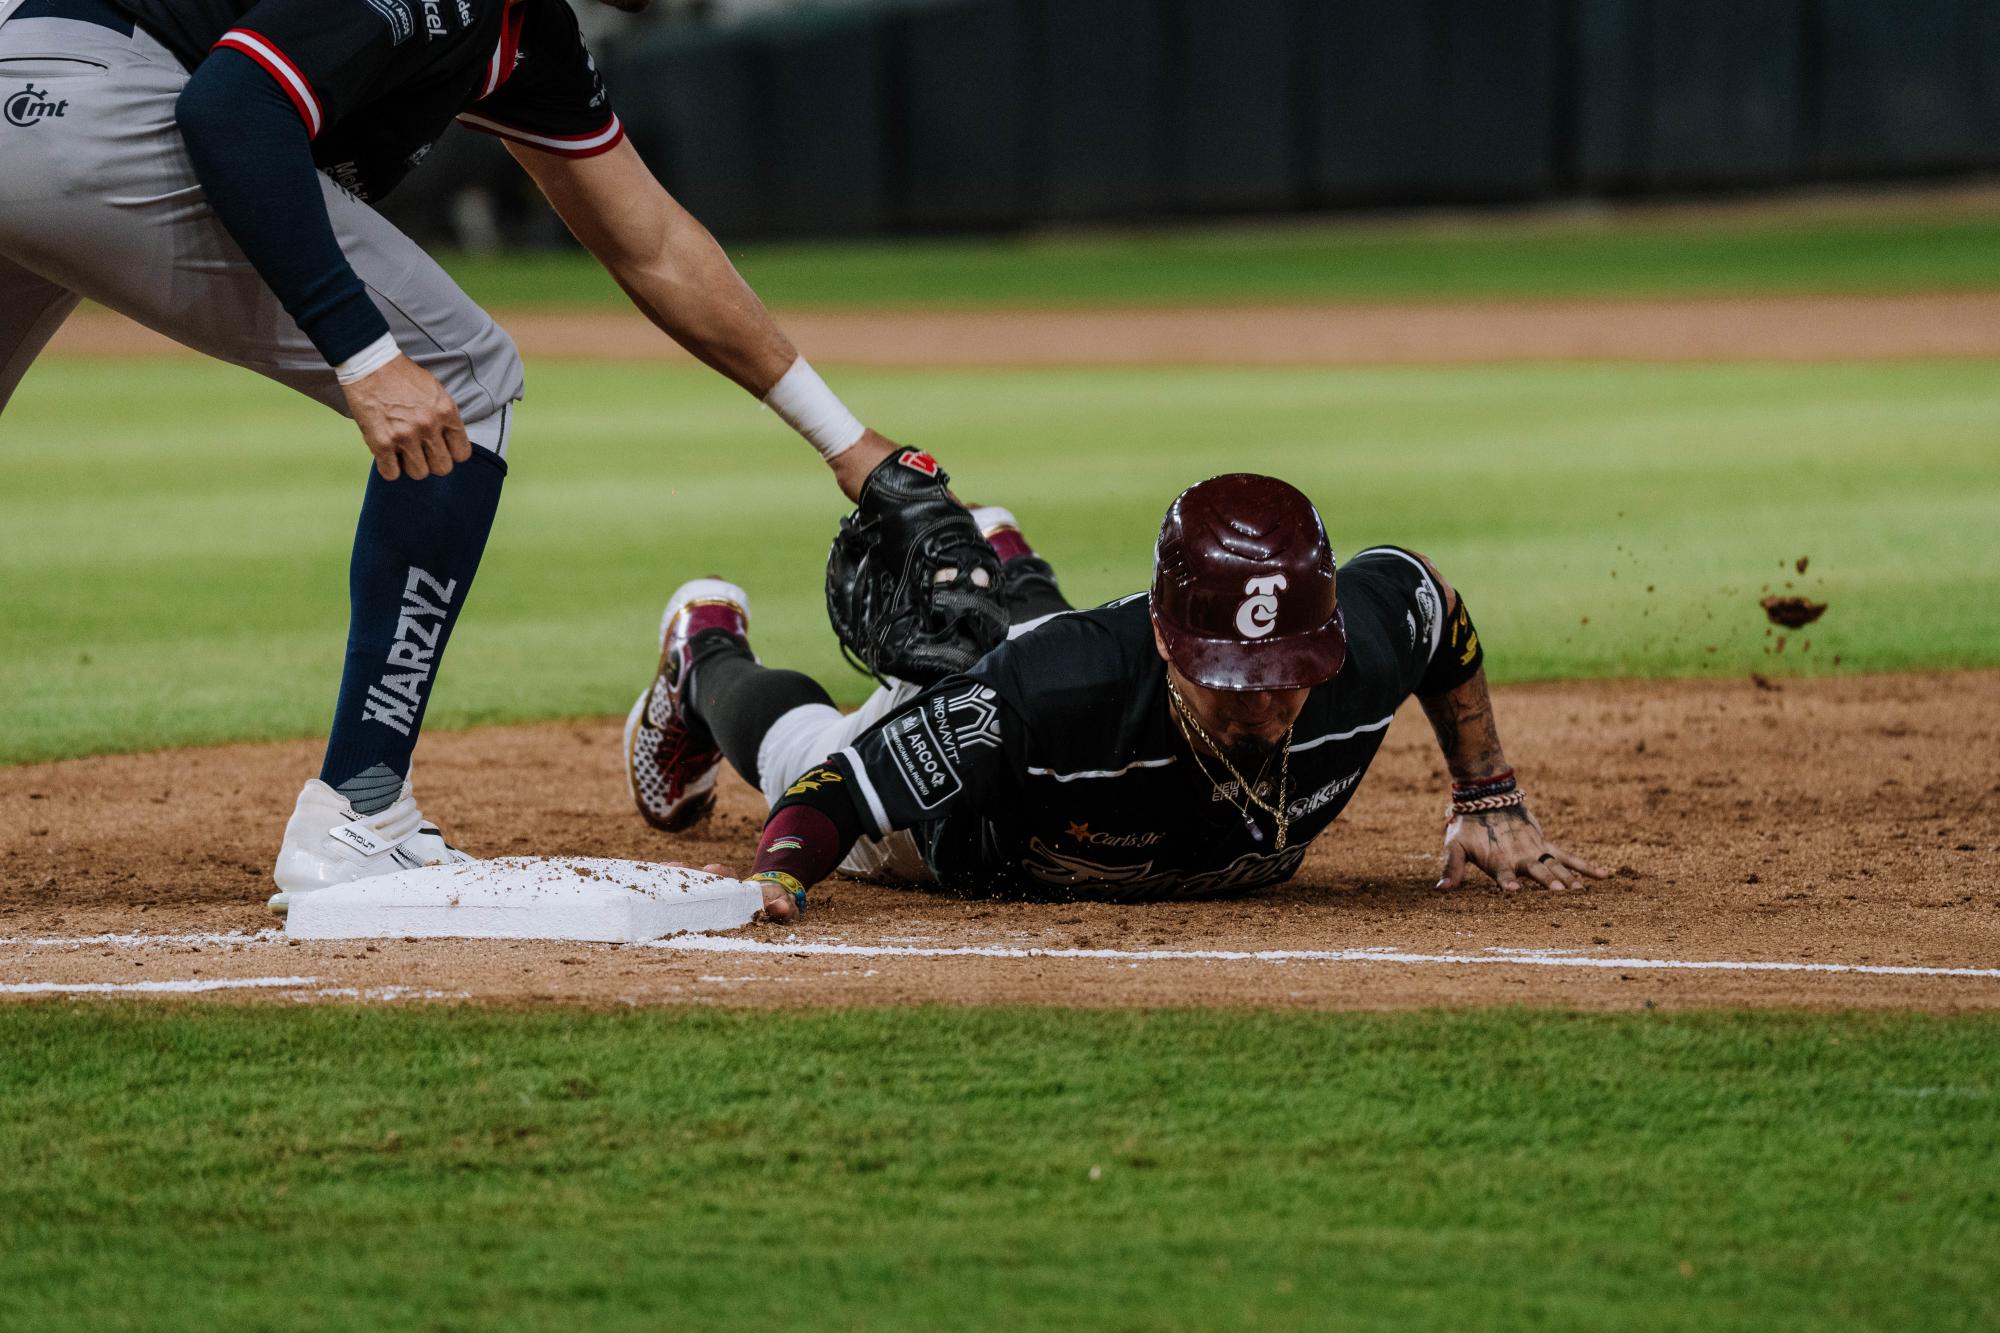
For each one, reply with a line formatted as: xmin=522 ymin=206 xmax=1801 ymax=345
xmin=1352 ymin=546 xmax=1444 ymax=664
xmin=837 ymin=745 xmax=892 ymax=836
xmin=1026 ymin=756 xmax=1178 ymax=783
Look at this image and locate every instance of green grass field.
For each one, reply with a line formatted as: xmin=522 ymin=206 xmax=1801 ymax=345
xmin=441 ymin=202 xmax=2000 ymax=309
xmin=2 ymin=356 xmax=1995 ymax=764
xmin=7 ymin=208 xmax=2000 ymax=1329
xmin=4 ymin=1005 xmax=1996 ymax=1331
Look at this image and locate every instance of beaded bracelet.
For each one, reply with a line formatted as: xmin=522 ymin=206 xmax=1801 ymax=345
xmin=748 ymin=869 xmax=808 ymax=916
xmin=1449 ymin=789 xmax=1527 ymax=818
xmin=1449 ymin=767 xmax=1517 ymax=803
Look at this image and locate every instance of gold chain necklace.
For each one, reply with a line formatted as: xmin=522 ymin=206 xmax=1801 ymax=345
xmin=1168 ymin=682 xmax=1293 ymax=852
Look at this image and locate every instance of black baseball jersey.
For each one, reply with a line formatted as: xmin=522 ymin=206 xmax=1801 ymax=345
xmin=115 ymin=0 xmax=620 ymax=199
xmin=833 ymin=548 xmax=1463 ymax=901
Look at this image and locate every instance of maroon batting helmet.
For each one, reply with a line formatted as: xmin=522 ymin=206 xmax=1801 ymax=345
xmin=1150 ymin=474 xmax=1346 ymax=691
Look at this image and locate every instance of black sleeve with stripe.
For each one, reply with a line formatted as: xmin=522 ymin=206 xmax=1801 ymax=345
xmin=458 ymin=0 xmax=622 ymax=156
xmin=1417 ymin=584 xmax=1484 ymax=696
xmin=171 ymin=0 xmax=480 ymax=363
xmin=171 ymin=0 xmax=527 ymax=362
xmin=1342 ymin=547 xmax=1485 ymax=699
xmin=213 ymin=0 xmax=471 ymax=128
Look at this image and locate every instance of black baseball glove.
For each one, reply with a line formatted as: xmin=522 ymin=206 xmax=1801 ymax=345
xmin=827 ymin=449 xmax=1008 ymax=686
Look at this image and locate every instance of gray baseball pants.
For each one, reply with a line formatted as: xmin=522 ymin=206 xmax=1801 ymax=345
xmin=0 ymin=11 xmax=523 ymax=444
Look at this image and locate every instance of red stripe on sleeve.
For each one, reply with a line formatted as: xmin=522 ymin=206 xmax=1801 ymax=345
xmin=212 ymin=29 xmax=323 ymax=138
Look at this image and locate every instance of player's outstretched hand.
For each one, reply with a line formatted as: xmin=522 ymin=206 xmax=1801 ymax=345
xmin=341 ymin=355 xmax=473 ymax=482
xmin=664 ymin=860 xmax=801 ymax=924
xmin=1438 ymin=804 xmax=1609 ymax=893
xmin=753 ymin=880 xmax=801 ymax=924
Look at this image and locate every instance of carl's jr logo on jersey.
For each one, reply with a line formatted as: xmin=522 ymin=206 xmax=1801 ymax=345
xmin=362 ymin=568 xmax=457 ymax=736
xmin=1235 ymin=574 xmax=1287 ymax=638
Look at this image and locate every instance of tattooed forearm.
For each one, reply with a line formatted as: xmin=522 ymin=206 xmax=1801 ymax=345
xmin=1420 ymin=665 xmax=1509 ymax=781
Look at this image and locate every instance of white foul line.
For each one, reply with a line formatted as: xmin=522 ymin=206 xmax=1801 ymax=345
xmin=0 ymin=975 xmax=319 ymax=996
xmin=0 ymin=929 xmax=281 ymax=949
xmin=2 ymin=930 xmax=1994 ymax=985
xmin=643 ymin=936 xmax=2000 ymax=981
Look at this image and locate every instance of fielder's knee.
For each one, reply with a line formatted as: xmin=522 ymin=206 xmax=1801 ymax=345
xmin=463 ymin=400 xmax=517 ymax=461
xmin=428 ymin=313 xmax=523 ymax=445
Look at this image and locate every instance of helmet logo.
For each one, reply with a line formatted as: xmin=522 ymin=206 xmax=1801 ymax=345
xmin=1235 ymin=574 xmax=1288 ymax=638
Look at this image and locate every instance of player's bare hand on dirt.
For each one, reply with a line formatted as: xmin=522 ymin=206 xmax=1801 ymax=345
xmin=753 ymin=879 xmax=801 ymax=924
xmin=666 ymin=860 xmax=799 ymax=922
xmin=687 ymin=867 xmax=800 ymax=925
xmin=341 ymin=355 xmax=472 ymax=482
xmin=1438 ymin=805 xmax=1609 ymax=893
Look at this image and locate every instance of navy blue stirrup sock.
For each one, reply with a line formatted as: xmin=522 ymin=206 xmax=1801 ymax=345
xmin=318 ymin=450 xmax=507 ymax=814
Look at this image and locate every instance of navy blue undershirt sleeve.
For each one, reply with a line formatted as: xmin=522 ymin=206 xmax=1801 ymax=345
xmin=175 ymin=49 xmax=390 ymax=366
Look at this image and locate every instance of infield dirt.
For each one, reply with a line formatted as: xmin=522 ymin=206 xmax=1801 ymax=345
xmin=45 ymin=291 xmax=2000 ymax=365
xmin=16 ymin=286 xmax=1999 ymax=1012
xmin=4 ymin=672 xmax=1994 ymax=1011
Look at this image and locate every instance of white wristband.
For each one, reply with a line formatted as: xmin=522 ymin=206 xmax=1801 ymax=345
xmin=763 ymin=356 xmax=865 ymax=461
xmin=333 ymin=332 xmax=401 ymax=386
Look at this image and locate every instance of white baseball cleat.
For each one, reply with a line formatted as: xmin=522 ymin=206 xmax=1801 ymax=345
xmin=969 ymin=504 xmax=1063 ymax=616
xmin=268 ymin=778 xmax=471 ymax=916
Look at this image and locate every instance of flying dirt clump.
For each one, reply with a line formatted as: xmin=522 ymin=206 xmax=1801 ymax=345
xmin=1761 ymin=595 xmax=1828 ymax=629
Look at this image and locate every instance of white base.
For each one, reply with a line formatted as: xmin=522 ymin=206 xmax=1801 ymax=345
xmin=284 ymin=857 xmax=762 ymax=943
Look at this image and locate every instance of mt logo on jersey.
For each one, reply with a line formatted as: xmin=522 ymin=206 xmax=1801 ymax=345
xmin=4 ymin=84 xmax=68 ymax=128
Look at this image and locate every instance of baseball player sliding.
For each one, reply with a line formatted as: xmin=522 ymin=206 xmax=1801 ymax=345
xmin=625 ymin=466 xmax=1608 ymax=918
xmin=0 ymin=0 xmax=1001 ymax=914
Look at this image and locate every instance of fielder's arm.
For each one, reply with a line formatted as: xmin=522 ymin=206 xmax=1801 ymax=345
xmin=176 ymin=44 xmax=468 ymax=481
xmin=507 ymin=140 xmax=896 ymax=500
xmin=1410 ymin=558 xmax=1609 ymax=893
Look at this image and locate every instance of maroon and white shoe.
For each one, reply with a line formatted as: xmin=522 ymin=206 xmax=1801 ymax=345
xmin=623 ymin=578 xmax=751 ymax=831
xmin=970 ymin=505 xmax=1064 ymax=620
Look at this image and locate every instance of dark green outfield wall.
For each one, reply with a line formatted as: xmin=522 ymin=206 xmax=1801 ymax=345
xmin=393 ymin=0 xmax=2000 ymax=243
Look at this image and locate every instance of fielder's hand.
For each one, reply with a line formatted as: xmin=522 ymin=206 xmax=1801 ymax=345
xmin=827 ymin=429 xmax=900 ymax=503
xmin=341 ymin=354 xmax=472 ymax=482
xmin=1438 ymin=804 xmax=1609 ymax=893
